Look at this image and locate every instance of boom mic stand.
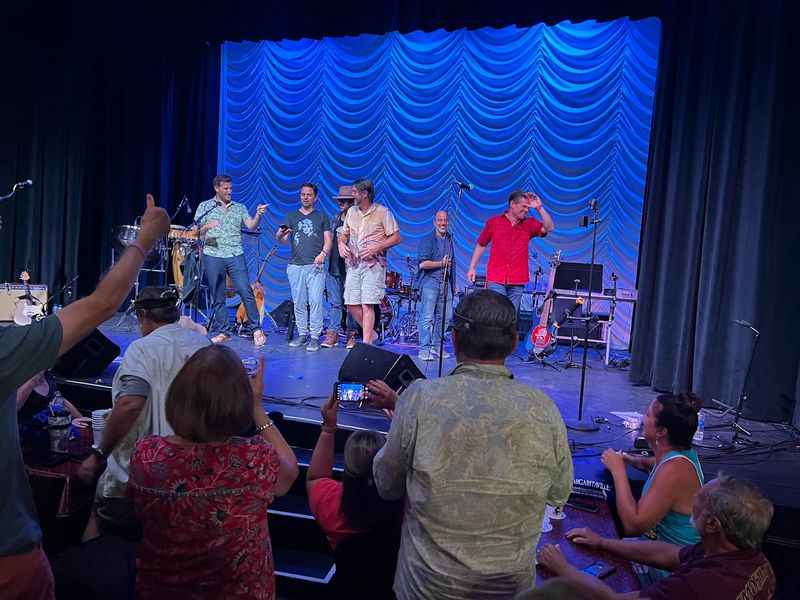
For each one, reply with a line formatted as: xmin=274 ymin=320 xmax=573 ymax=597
xmin=715 ymin=320 xmax=760 ymax=448
xmin=565 ymin=200 xmax=602 ymax=432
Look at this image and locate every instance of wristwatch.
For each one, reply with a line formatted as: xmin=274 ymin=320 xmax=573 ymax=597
xmin=91 ymin=445 xmax=108 ymax=461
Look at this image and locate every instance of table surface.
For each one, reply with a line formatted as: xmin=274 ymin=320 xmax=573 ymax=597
xmin=537 ymin=495 xmax=639 ymax=592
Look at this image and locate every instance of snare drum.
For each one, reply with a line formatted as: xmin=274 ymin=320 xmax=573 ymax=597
xmin=385 ymin=271 xmax=401 ymax=290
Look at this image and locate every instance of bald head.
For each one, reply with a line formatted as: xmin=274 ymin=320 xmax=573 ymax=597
xmin=434 ymin=211 xmax=449 ymax=236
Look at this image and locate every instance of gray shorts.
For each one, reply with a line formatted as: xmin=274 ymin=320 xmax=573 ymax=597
xmin=344 ymin=263 xmax=386 ymax=305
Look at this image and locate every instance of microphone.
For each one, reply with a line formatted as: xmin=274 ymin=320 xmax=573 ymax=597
xmin=15 ymin=179 xmax=33 ymax=188
xmin=184 ymin=196 xmax=191 ymax=215
xmin=455 ymin=181 xmax=474 ymax=191
xmin=733 ymin=319 xmax=754 ymax=328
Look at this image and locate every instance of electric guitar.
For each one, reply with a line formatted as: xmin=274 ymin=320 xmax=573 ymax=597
xmin=13 ymin=271 xmax=44 ymax=325
xmin=525 ymin=251 xmax=561 ymax=357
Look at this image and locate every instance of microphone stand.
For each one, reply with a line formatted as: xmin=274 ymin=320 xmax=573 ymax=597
xmin=0 ymin=182 xmax=27 ymax=202
xmin=566 ymin=201 xmax=601 ymax=432
xmin=436 ymin=233 xmax=454 ymax=377
xmin=181 ymin=203 xmax=218 ymax=326
xmin=718 ymin=323 xmax=759 ymax=448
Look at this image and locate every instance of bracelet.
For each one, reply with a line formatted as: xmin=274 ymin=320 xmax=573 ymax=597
xmin=321 ymin=425 xmax=336 ymax=434
xmin=255 ymin=419 xmax=274 ymax=434
xmin=129 ymin=242 xmax=148 ymax=260
xmin=91 ymin=445 xmax=108 ymax=460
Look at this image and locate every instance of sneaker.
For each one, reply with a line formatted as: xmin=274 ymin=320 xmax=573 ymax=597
xmin=431 ymin=347 xmax=451 ymax=359
xmin=418 ymin=349 xmax=434 ymax=361
xmin=289 ymin=335 xmax=308 ymax=347
xmin=253 ymin=330 xmax=267 ymax=347
xmin=345 ymin=330 xmax=357 ymax=350
xmin=306 ymin=337 xmax=320 ymax=352
xmin=321 ymin=329 xmax=338 ymax=348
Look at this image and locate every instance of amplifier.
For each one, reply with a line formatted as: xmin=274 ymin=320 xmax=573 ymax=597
xmin=0 ymin=284 xmax=48 ymax=322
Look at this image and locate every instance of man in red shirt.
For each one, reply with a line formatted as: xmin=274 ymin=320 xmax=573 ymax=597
xmin=466 ymin=190 xmax=555 ymax=315
xmin=538 ymin=475 xmax=776 ymax=600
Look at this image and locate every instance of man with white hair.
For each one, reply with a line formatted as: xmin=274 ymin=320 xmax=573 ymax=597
xmin=539 ymin=474 xmax=776 ymax=599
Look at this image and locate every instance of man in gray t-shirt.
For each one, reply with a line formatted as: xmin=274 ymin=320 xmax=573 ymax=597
xmin=277 ymin=183 xmax=332 ymax=351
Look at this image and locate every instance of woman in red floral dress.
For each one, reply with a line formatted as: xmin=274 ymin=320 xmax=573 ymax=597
xmin=128 ymin=346 xmax=299 ymax=599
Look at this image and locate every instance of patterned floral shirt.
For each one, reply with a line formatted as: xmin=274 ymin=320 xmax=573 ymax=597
xmin=194 ymin=197 xmax=251 ymax=258
xmin=129 ymin=435 xmax=280 ymax=600
xmin=373 ymin=362 xmax=574 ymax=599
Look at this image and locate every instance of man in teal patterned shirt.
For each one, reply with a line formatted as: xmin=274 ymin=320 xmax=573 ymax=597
xmin=194 ymin=174 xmax=267 ymax=345
xmin=371 ymin=289 xmax=573 ymax=599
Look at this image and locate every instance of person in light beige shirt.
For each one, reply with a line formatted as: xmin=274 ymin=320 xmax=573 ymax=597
xmin=370 ymin=289 xmax=573 ymax=599
xmin=337 ymin=178 xmax=400 ymax=344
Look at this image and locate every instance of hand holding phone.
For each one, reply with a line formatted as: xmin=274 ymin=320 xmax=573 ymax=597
xmin=581 ymin=561 xmax=616 ymax=579
xmin=334 ymin=381 xmax=368 ymax=408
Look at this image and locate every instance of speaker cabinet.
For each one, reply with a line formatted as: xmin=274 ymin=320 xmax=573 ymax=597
xmin=53 ymin=329 xmax=120 ymax=378
xmin=338 ymin=343 xmax=425 ymax=392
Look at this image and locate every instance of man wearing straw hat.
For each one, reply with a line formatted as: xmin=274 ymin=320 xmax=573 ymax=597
xmin=322 ymin=185 xmax=356 ymax=349
xmin=77 ymin=286 xmax=210 ymax=538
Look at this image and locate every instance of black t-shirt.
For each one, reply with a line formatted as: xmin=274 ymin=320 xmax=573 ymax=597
xmin=285 ymin=209 xmax=331 ymax=266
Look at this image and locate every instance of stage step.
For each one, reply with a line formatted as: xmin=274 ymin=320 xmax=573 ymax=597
xmin=274 ymin=547 xmax=336 ymax=584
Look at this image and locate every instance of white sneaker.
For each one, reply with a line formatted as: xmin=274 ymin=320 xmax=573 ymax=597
xmin=418 ymin=349 xmax=434 ymax=361
xmin=431 ymin=347 xmax=451 ymax=359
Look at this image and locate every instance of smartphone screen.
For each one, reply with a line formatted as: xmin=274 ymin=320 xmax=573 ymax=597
xmin=581 ymin=562 xmax=615 ymax=578
xmin=336 ymin=382 xmax=367 ymax=406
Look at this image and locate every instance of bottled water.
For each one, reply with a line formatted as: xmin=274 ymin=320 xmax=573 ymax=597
xmin=693 ymin=410 xmax=705 ymax=443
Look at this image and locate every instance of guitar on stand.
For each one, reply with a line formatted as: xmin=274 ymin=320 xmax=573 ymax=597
xmin=524 ymin=251 xmax=561 ymax=369
xmin=13 ymin=271 xmax=45 ymax=325
xmin=236 ymin=244 xmax=278 ymax=331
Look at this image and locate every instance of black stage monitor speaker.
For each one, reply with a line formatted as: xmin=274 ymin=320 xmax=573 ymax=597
xmin=270 ymin=300 xmax=294 ymax=328
xmin=339 ymin=343 xmax=425 ymax=392
xmin=53 ymin=328 xmax=121 ymax=378
xmin=554 ymin=262 xmax=603 ymax=293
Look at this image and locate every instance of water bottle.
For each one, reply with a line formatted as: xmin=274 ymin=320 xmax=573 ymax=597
xmin=48 ymin=392 xmax=71 ymax=453
xmin=693 ymin=410 xmax=705 ymax=443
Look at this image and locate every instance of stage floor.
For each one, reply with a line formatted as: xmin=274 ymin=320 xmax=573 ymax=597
xmin=60 ymin=315 xmax=800 ymax=515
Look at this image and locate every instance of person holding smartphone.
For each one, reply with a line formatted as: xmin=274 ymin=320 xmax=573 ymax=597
xmin=306 ymin=389 xmax=402 ymax=594
xmin=277 ymin=183 xmax=332 ymax=352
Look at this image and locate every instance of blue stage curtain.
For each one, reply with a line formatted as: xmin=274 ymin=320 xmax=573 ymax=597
xmin=219 ymin=18 xmax=660 ymax=348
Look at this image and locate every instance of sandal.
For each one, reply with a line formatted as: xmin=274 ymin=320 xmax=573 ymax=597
xmin=211 ymin=333 xmax=229 ymax=344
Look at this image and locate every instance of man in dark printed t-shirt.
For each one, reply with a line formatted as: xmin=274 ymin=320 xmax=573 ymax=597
xmin=539 ymin=475 xmax=776 ymax=600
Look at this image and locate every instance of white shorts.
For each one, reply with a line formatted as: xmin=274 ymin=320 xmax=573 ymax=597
xmin=344 ymin=263 xmax=386 ymax=306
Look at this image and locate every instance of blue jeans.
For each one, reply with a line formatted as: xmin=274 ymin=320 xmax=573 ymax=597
xmin=418 ymin=283 xmax=453 ymax=350
xmin=203 ymin=254 xmax=260 ymax=336
xmin=325 ymin=272 xmax=354 ymax=331
xmin=487 ymin=282 xmax=524 ymax=317
xmin=287 ymin=263 xmax=326 ymax=338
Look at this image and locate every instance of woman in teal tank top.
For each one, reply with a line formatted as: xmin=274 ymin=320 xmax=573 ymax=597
xmin=601 ymin=393 xmax=705 ymax=580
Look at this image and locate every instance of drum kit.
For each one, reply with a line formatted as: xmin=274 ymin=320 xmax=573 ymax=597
xmin=113 ymin=222 xmax=201 ymax=287
xmin=381 ymin=257 xmax=422 ymax=343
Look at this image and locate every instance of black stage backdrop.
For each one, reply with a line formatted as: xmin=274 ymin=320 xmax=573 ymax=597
xmin=629 ymin=0 xmax=800 ymax=422
xmin=1 ymin=0 xmax=797 ymax=420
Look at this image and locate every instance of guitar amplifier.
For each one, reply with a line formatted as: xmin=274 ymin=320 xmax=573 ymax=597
xmin=0 ymin=284 xmax=48 ymax=322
